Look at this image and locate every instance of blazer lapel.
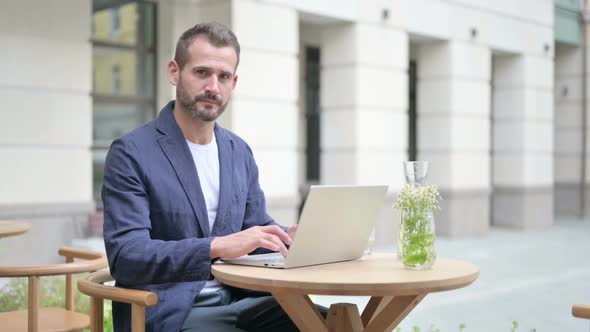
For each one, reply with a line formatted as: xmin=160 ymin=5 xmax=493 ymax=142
xmin=211 ymin=124 xmax=234 ymax=236
xmin=156 ymin=102 xmax=210 ymax=237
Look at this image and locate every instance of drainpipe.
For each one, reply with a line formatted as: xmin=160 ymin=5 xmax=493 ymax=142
xmin=581 ymin=0 xmax=589 ymax=218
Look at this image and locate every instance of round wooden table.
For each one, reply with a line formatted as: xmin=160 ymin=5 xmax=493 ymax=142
xmin=0 ymin=220 xmax=31 ymax=238
xmin=212 ymin=253 xmax=479 ymax=332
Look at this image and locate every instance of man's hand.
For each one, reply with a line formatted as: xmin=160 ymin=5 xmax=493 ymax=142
xmin=287 ymin=224 xmax=298 ymax=241
xmin=210 ymin=225 xmax=293 ymax=259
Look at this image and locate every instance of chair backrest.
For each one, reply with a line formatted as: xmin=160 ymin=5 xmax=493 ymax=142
xmin=78 ymin=269 xmax=158 ymax=332
xmin=0 ymin=246 xmax=107 ymax=332
xmin=573 ymin=304 xmax=590 ymax=319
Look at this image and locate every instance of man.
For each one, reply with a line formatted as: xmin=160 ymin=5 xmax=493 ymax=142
xmin=102 ymin=22 xmax=320 ymax=331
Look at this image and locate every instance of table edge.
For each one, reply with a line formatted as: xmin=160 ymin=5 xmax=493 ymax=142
xmin=212 ymin=259 xmax=480 ymax=296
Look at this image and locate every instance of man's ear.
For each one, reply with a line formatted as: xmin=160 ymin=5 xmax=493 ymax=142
xmin=232 ymin=74 xmax=238 ymax=90
xmin=168 ymin=60 xmax=180 ymax=86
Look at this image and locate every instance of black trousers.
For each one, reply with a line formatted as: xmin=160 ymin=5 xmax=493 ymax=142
xmin=181 ymin=287 xmax=328 ymax=332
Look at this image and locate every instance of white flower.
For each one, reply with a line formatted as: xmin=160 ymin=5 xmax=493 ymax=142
xmin=393 ymin=184 xmax=442 ymax=211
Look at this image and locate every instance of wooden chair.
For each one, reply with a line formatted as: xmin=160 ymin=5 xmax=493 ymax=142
xmin=77 ymin=269 xmax=157 ymax=332
xmin=0 ymin=247 xmax=107 ymax=332
xmin=573 ymin=303 xmax=590 ymax=319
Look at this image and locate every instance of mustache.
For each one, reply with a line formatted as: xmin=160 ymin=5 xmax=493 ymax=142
xmin=194 ymin=93 xmax=222 ymax=106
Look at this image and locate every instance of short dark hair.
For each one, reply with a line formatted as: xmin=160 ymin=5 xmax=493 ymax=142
xmin=174 ymin=22 xmax=240 ymax=70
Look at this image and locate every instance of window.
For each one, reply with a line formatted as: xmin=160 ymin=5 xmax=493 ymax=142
xmin=408 ymin=60 xmax=417 ymax=161
xmin=111 ymin=64 xmax=121 ymax=93
xmin=110 ymin=8 xmax=121 ymax=34
xmin=92 ymin=0 xmax=157 ymax=204
xmin=305 ymin=47 xmax=321 ymax=183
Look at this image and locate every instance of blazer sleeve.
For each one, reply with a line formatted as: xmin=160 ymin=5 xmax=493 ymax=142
xmin=102 ymin=138 xmax=213 ymax=285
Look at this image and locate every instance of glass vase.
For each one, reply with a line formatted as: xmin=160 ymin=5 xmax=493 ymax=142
xmin=403 ymin=161 xmax=429 ymax=186
xmin=397 ymin=161 xmax=430 ymax=260
xmin=400 ymin=207 xmax=436 ymax=270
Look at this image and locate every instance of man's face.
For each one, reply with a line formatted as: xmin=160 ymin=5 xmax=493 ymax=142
xmin=171 ymin=35 xmax=238 ymax=122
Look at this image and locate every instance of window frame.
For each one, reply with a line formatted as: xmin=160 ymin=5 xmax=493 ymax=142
xmin=91 ymin=0 xmax=158 ymax=204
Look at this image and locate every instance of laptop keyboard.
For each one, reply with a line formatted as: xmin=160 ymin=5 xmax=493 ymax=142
xmin=247 ymin=254 xmax=285 ymax=263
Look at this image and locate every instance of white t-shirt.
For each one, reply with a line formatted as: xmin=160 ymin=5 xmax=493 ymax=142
xmin=186 ymin=134 xmax=223 ymax=294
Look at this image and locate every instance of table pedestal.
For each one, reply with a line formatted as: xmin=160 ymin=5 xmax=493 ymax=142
xmin=272 ymin=293 xmax=426 ymax=332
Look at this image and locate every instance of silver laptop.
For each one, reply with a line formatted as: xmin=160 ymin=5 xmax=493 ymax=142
xmin=220 ymin=185 xmax=388 ymax=269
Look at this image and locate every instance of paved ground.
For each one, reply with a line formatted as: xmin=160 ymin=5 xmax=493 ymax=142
xmin=313 ymin=218 xmax=590 ymax=332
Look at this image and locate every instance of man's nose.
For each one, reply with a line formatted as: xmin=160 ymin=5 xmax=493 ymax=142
xmin=204 ymin=76 xmax=221 ymax=95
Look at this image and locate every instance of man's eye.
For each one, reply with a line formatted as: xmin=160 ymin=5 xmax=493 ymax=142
xmin=195 ymin=69 xmax=207 ymax=76
xmin=220 ymin=73 xmax=231 ymax=80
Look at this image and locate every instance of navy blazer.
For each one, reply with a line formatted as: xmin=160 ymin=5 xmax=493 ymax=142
xmin=102 ymin=101 xmax=281 ymax=331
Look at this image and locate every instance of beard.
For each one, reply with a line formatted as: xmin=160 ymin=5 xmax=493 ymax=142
xmin=177 ymin=82 xmax=229 ymax=122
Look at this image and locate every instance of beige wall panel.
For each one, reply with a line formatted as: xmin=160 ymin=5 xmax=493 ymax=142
xmin=357 ymin=151 xmax=406 ymax=187
xmin=555 ymin=46 xmax=582 ymax=78
xmin=322 ymin=24 xmax=408 ymax=69
xmin=231 ymin=100 xmax=298 ymax=148
xmin=0 ymin=90 xmax=91 ymax=146
xmin=252 ymin=150 xmax=298 ymax=198
xmin=418 ymin=42 xmax=491 ymax=80
xmin=418 ymin=80 xmax=490 ymax=115
xmin=554 ymin=103 xmax=583 ymax=128
xmin=419 ymin=152 xmax=491 ymax=190
xmin=0 ymin=36 xmax=91 ymax=92
xmin=0 ymin=0 xmax=90 ymax=41
xmin=450 ymin=0 xmax=553 ymax=25
xmin=419 ymin=116 xmax=490 ymax=151
xmin=235 ymin=51 xmax=298 ymax=102
xmin=356 ymin=25 xmax=408 ymax=69
xmin=320 ymin=109 xmax=358 ymax=149
xmin=320 ymin=67 xmax=356 ymax=108
xmin=494 ymin=153 xmax=553 ymax=186
xmin=494 ymin=56 xmax=554 ymax=89
xmin=321 ymin=152 xmax=357 ymax=185
xmin=494 ymin=121 xmax=553 ymax=153
xmin=555 ymin=156 xmax=582 ymax=183
xmin=360 ymin=0 xmax=452 ymax=39
xmin=233 ymin=0 xmax=298 ymax=53
xmin=0 ymin=148 xmax=91 ymax=204
xmin=555 ymin=77 xmax=584 ymax=102
xmin=357 ymin=68 xmax=408 ymax=109
xmin=494 ymin=89 xmax=553 ymax=120
xmin=321 ymin=108 xmax=407 ymax=149
xmin=357 ymin=110 xmax=408 ymax=149
xmin=172 ymin=0 xmax=231 ymax=29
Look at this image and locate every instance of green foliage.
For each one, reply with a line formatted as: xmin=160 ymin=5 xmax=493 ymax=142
xmin=103 ymin=300 xmax=114 ymax=332
xmin=0 ymin=276 xmax=113 ymax=332
xmin=0 ymin=276 xmax=29 ymax=310
xmin=400 ymin=207 xmax=436 ymax=267
xmin=0 ymin=276 xmax=89 ymax=313
xmin=429 ymin=324 xmax=441 ymax=332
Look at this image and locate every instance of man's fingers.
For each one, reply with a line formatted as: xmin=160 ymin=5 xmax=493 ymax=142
xmin=260 ymin=225 xmax=292 ymax=245
xmin=287 ymin=224 xmax=298 ymax=239
xmin=265 ymin=233 xmax=289 ymax=256
xmin=257 ymin=238 xmax=280 ymax=252
xmin=260 ymin=233 xmax=289 ymax=256
xmin=257 ymin=237 xmax=288 ymax=256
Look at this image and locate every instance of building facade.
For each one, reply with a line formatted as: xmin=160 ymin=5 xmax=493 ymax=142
xmin=0 ymin=0 xmax=586 ymax=263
